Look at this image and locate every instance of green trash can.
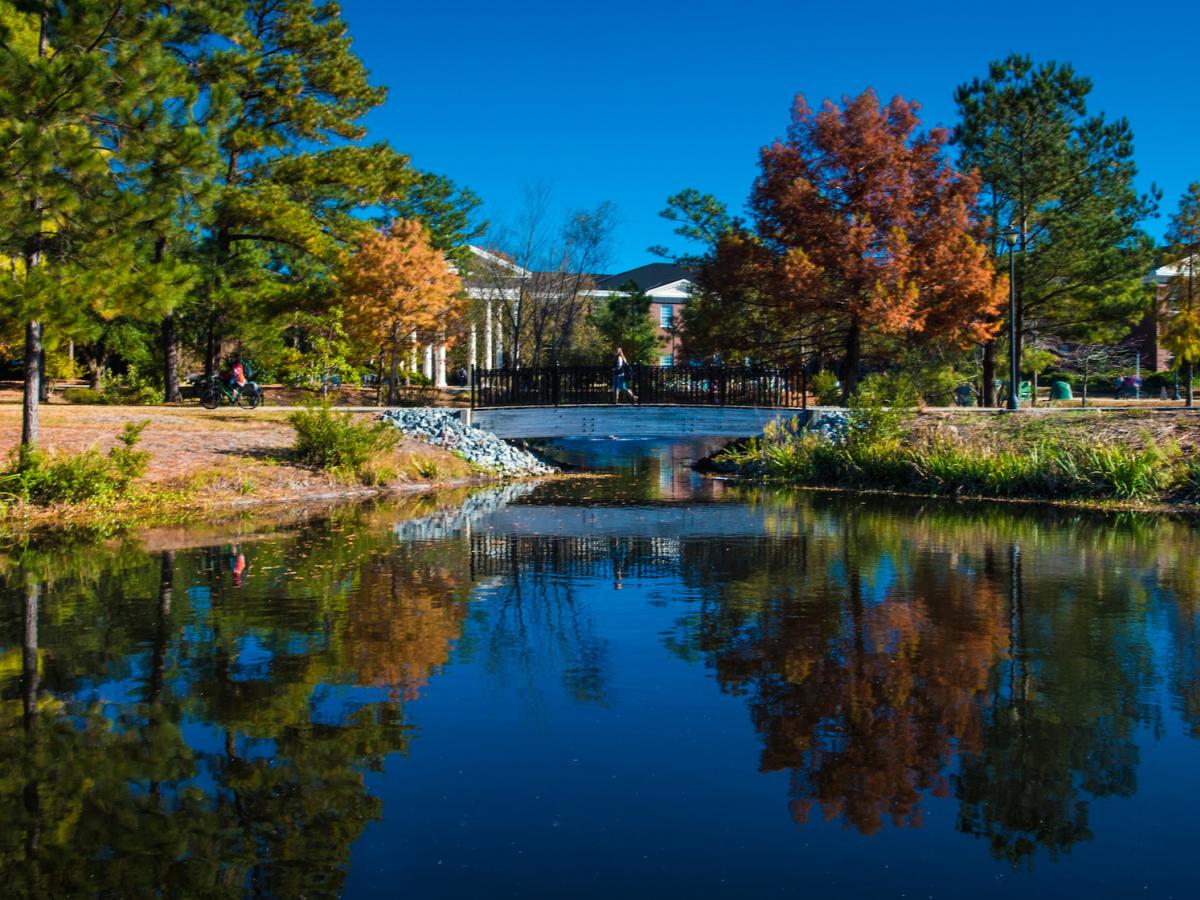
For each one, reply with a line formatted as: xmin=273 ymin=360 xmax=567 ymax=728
xmin=1049 ymin=379 xmax=1072 ymax=400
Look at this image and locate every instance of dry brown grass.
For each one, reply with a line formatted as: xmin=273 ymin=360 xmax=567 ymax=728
xmin=908 ymin=407 xmax=1200 ymax=454
xmin=0 ymin=403 xmax=474 ymax=520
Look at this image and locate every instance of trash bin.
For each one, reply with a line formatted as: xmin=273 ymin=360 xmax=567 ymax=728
xmin=1049 ymin=379 xmax=1072 ymax=400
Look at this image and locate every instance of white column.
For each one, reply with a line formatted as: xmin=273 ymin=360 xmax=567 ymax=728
xmin=423 ymin=344 xmax=434 ymax=380
xmin=435 ymin=344 xmax=447 ymax=387
xmin=409 ymin=332 xmax=418 ymax=373
xmin=494 ymin=316 xmax=504 ymax=368
xmin=483 ymin=302 xmax=493 ymax=369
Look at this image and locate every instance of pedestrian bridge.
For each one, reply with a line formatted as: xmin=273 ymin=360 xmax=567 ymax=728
xmin=462 ymin=404 xmax=814 ymax=439
xmin=467 ymin=364 xmax=814 ymax=438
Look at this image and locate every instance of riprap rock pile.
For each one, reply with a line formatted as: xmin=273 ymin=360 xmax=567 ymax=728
xmin=379 ymin=408 xmax=555 ymax=476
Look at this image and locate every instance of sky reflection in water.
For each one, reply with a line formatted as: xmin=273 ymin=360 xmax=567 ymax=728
xmin=1 ymin=437 xmax=1198 ymax=898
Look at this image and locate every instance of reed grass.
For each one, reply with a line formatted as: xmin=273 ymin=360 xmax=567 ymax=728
xmin=719 ymin=425 xmax=1184 ymax=504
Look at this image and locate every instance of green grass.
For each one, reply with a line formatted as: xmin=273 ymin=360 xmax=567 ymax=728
xmin=720 ymin=427 xmax=1187 ymax=504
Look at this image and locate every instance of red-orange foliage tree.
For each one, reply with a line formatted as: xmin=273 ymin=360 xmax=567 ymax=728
xmin=340 ymin=219 xmax=463 ymax=403
xmin=696 ymin=90 xmax=1003 ymax=398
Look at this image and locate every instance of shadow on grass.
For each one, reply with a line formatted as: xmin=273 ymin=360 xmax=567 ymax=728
xmin=212 ymin=446 xmax=299 ymax=466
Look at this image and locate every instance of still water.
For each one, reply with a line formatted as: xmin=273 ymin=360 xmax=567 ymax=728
xmin=2 ymin=438 xmax=1199 ymax=897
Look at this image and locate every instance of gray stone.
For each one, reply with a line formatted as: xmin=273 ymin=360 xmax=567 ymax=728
xmin=379 ymin=408 xmax=555 ymax=476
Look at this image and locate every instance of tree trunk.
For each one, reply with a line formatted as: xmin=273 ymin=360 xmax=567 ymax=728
xmin=388 ymin=345 xmax=400 ymax=406
xmin=21 ymin=10 xmax=48 ymax=449
xmin=375 ymin=348 xmax=384 ymax=407
xmin=205 ymin=316 xmax=218 ymax=380
xmin=38 ymin=344 xmax=49 ymax=402
xmin=162 ymin=313 xmax=181 ymax=402
xmin=87 ymin=357 xmax=104 ymax=390
xmin=1188 ymin=361 xmax=1194 ymax=408
xmin=22 ymin=320 xmax=41 ymax=449
xmin=839 ymin=320 xmax=861 ymax=404
xmin=981 ymin=341 xmax=996 ymax=407
xmin=152 ymin=236 xmax=181 ymax=402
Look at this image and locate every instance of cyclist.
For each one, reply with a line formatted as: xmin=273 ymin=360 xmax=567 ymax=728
xmin=224 ymin=357 xmax=247 ymax=393
xmin=224 ymin=357 xmax=260 ymax=399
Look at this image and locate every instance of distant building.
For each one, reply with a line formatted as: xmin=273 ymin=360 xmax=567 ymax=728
xmin=593 ymin=263 xmax=693 ymax=364
xmin=1135 ymin=256 xmax=1198 ymax=370
xmin=464 ymin=247 xmax=694 ymax=367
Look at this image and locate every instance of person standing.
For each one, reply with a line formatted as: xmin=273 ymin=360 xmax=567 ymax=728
xmin=613 ymin=348 xmax=638 ymax=404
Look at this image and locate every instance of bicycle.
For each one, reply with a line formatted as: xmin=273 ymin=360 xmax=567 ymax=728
xmin=196 ymin=376 xmax=263 ymax=410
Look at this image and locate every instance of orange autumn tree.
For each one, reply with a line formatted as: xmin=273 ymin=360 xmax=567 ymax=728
xmin=340 ymin=219 xmax=463 ymax=403
xmin=702 ymin=89 xmax=1003 ymax=400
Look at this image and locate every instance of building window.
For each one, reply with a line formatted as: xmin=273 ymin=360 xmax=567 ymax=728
xmin=659 ymin=304 xmax=673 ymax=328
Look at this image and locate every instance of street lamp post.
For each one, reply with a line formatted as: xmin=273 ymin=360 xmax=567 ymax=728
xmin=1003 ymin=226 xmax=1021 ymax=410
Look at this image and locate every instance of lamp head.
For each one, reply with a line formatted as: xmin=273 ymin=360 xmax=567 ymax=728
xmin=1002 ymin=226 xmax=1021 ymax=248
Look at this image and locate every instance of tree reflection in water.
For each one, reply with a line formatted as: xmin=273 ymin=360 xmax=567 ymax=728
xmin=668 ymin=495 xmax=1195 ymax=863
xmin=0 ymin=499 xmax=475 ymax=896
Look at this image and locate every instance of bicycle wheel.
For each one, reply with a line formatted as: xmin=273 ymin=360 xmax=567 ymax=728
xmin=237 ymin=386 xmax=262 ymax=410
xmin=200 ymin=386 xmax=219 ymax=410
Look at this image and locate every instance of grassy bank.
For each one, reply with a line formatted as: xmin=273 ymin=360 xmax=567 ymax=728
xmin=708 ymin=406 xmax=1200 ymax=510
xmin=0 ymin=405 xmax=490 ymax=536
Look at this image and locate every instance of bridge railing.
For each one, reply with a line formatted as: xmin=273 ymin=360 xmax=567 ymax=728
xmin=471 ymin=364 xmax=808 ymax=409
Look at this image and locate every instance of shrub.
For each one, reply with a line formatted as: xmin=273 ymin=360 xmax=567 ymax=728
xmin=810 ymin=371 xmax=841 ymax=405
xmin=847 ymin=377 xmax=915 ymax=445
xmin=857 ymin=370 xmax=926 ymax=410
xmin=289 ymin=405 xmax=398 ymax=481
xmin=62 ymin=387 xmax=105 ymax=405
xmin=0 ymin=421 xmax=150 ymax=506
xmin=102 ymin=369 xmax=160 ymax=405
xmin=63 ymin=370 xmax=160 ymax=405
xmin=1140 ymin=371 xmax=1175 ymax=396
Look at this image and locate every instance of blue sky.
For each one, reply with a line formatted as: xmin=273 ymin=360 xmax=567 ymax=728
xmin=340 ymin=0 xmax=1196 ymax=271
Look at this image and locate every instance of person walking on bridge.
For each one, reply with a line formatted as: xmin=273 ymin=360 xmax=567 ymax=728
xmin=613 ymin=348 xmax=638 ymax=404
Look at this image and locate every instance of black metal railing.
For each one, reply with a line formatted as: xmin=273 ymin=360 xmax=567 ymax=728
xmin=471 ymin=364 xmax=808 ymax=409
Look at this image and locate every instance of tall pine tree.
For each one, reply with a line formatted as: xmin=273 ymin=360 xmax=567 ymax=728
xmin=0 ymin=0 xmax=205 ymax=446
xmin=955 ymin=54 xmax=1158 ymax=405
xmin=182 ymin=0 xmax=468 ymax=380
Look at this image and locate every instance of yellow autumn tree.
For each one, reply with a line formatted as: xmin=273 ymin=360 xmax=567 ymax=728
xmin=340 ymin=219 xmax=463 ymax=403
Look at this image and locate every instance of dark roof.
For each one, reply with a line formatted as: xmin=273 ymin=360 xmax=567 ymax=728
xmin=594 ymin=263 xmax=691 ymax=293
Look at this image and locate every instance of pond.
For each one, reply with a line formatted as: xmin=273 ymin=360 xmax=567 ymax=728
xmin=1 ymin=438 xmax=1198 ymax=897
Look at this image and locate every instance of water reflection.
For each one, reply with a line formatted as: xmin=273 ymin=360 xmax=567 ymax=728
xmin=532 ymin=436 xmax=733 ymax=502
xmin=0 ymin=501 xmax=464 ymax=896
xmin=1 ymin=472 xmax=1199 ymax=894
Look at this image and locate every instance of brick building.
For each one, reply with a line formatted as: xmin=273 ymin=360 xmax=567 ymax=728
xmin=593 ymin=263 xmax=692 ymax=364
